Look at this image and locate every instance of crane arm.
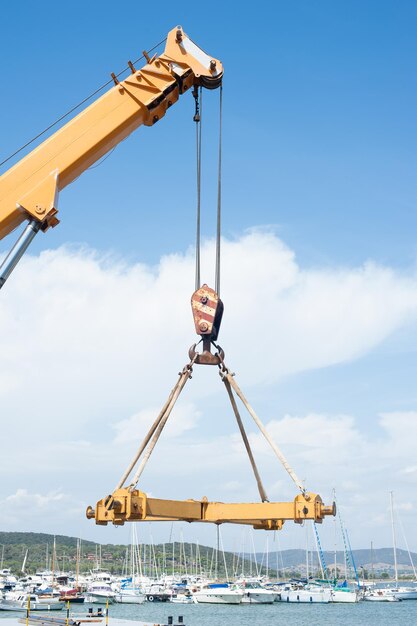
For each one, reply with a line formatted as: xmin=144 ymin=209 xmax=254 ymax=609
xmin=0 ymin=26 xmax=222 ymax=242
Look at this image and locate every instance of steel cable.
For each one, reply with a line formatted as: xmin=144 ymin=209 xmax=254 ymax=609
xmin=194 ymin=87 xmax=203 ymax=291
xmin=215 ymin=84 xmax=223 ymax=296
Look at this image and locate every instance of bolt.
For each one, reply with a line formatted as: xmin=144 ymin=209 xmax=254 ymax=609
xmin=199 ymin=321 xmax=208 ymax=332
xmin=210 ymin=60 xmax=217 ymax=71
xmin=153 ymin=115 xmax=159 ymax=124
xmin=85 ymin=506 xmax=95 ymax=519
xmin=35 ymin=205 xmax=45 ymax=215
xmin=200 ymin=296 xmax=208 ymax=304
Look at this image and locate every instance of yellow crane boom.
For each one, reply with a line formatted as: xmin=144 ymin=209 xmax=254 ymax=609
xmin=0 ymin=26 xmax=222 ymax=286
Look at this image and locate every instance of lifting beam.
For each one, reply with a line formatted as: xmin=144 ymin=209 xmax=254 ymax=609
xmin=86 ymin=489 xmax=336 ymax=530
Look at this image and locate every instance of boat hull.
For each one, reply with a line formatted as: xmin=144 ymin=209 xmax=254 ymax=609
xmin=331 ymin=590 xmax=359 ymax=603
xmin=241 ymin=591 xmax=276 ymax=604
xmin=115 ymin=593 xmax=145 ymax=604
xmin=193 ymin=591 xmax=243 ymax=604
xmin=280 ymin=589 xmax=332 ymax=603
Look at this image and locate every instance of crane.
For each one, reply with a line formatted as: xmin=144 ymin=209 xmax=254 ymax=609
xmin=0 ymin=26 xmax=336 ymax=531
xmin=0 ymin=26 xmax=222 ymax=287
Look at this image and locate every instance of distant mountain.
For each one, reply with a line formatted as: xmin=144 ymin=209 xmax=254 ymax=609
xmin=253 ymin=547 xmax=417 ymax=570
xmin=0 ymin=532 xmax=95 ymax=549
xmin=1 ymin=531 xmax=415 ymax=577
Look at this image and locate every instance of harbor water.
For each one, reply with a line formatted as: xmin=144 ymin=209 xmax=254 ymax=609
xmin=1 ymin=599 xmax=413 ymax=626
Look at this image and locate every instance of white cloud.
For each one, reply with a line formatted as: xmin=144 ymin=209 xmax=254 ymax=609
xmin=113 ymin=403 xmax=201 ymax=444
xmin=6 ymin=488 xmax=64 ymax=508
xmin=1 ymin=232 xmax=417 ymax=547
xmin=0 ymin=488 xmax=83 ymax=531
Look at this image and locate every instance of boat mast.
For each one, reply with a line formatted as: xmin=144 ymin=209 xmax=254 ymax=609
xmin=21 ymin=548 xmax=28 ymax=574
xmin=76 ymin=538 xmax=80 ymax=589
xmin=370 ymin=541 xmax=374 ymax=581
xmin=390 ymin=491 xmax=399 ymax=583
xmin=333 ymin=488 xmax=337 ymax=580
xmin=50 ymin=537 xmax=55 ymax=586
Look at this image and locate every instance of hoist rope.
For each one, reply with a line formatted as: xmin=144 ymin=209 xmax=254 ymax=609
xmin=194 ymin=87 xmax=203 ymax=291
xmin=193 ymin=83 xmax=223 ymax=294
xmin=222 ymin=376 xmax=269 ymax=502
xmin=0 ymin=38 xmax=167 ymax=170
xmin=220 ymin=366 xmax=306 ymax=495
xmin=215 ymin=84 xmax=223 ymax=296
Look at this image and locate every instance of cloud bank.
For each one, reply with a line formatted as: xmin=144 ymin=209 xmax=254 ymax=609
xmin=1 ymin=231 xmax=417 ymax=549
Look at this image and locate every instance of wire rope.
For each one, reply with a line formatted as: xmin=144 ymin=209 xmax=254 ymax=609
xmin=215 ymin=84 xmax=223 ymax=296
xmin=194 ymin=86 xmax=203 ymax=291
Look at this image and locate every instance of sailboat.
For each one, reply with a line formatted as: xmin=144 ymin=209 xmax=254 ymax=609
xmin=115 ymin=526 xmax=145 ymax=604
xmin=387 ymin=492 xmax=417 ymax=601
xmin=314 ymin=496 xmax=359 ymax=603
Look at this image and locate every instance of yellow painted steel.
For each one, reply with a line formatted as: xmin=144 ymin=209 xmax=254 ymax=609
xmin=0 ymin=27 xmax=223 ymax=239
xmin=86 ymin=488 xmax=336 ymax=530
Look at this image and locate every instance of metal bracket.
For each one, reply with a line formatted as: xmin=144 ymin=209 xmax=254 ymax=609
xmin=189 ymin=338 xmax=224 ymax=366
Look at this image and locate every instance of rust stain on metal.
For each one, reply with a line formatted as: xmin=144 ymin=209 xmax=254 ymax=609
xmin=191 ymin=284 xmax=224 ymax=340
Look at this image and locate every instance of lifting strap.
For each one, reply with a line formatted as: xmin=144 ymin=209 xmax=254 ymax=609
xmin=117 ymin=349 xmax=305 ymax=500
xmin=115 ymin=356 xmax=196 ymax=491
xmin=219 ymin=363 xmax=306 ymax=495
xmin=222 ymin=375 xmax=269 ymax=502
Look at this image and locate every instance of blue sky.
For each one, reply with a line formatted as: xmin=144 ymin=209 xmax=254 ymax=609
xmin=0 ymin=1 xmax=417 ymax=555
xmin=1 ymin=0 xmax=416 ymax=267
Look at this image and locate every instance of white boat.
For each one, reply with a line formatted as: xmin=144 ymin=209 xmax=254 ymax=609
xmin=388 ymin=492 xmax=417 ymax=600
xmin=170 ymin=593 xmax=193 ymax=604
xmin=0 ymin=594 xmax=63 ymax=611
xmin=364 ymin=589 xmax=399 ymax=602
xmin=331 ymin=587 xmax=359 ymax=603
xmin=86 ymin=582 xmax=116 ymax=604
xmin=193 ymin=584 xmax=244 ymax=604
xmin=115 ymin=588 xmax=146 ymax=604
xmin=238 ymin=582 xmax=276 ymax=604
xmin=393 ymin=587 xmax=417 ymax=600
xmin=364 ymin=582 xmax=417 ymax=601
xmin=280 ymin=584 xmax=332 ymax=603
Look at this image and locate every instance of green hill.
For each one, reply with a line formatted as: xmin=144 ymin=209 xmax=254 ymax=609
xmin=0 ymin=531 xmax=268 ymax=579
